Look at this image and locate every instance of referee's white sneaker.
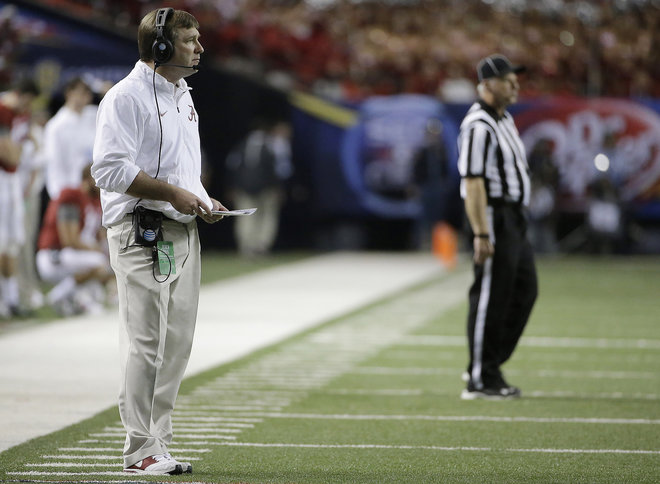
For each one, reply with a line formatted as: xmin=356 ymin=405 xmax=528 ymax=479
xmin=461 ymin=383 xmax=521 ymax=400
xmin=165 ymin=452 xmax=192 ymax=474
xmin=123 ymin=454 xmax=182 ymax=475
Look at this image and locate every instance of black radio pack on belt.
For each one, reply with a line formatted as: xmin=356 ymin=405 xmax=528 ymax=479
xmin=132 ymin=206 xmax=164 ymax=247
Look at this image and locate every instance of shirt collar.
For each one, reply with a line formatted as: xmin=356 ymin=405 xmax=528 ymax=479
xmin=133 ymin=60 xmax=190 ymax=95
xmin=478 ymin=99 xmax=504 ymax=121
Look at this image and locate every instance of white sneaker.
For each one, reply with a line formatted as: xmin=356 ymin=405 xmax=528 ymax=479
xmin=165 ymin=452 xmax=192 ymax=473
xmin=123 ymin=453 xmax=182 ymax=475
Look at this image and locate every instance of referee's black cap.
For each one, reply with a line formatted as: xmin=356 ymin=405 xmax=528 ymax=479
xmin=477 ymin=54 xmax=526 ymax=82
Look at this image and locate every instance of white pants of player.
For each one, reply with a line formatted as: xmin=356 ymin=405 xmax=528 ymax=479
xmin=0 ymin=170 xmax=25 ymax=256
xmin=36 ymin=248 xmax=109 ymax=284
xmin=233 ymin=188 xmax=282 ymax=255
xmin=18 ymin=189 xmax=43 ymax=307
xmin=107 ymin=215 xmax=201 ymax=468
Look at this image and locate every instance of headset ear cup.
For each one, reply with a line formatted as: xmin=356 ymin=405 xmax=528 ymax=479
xmin=152 ymin=37 xmax=173 ymax=64
xmin=152 ymin=7 xmax=174 ymax=65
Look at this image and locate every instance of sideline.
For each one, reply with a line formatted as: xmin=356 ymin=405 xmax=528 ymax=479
xmin=0 ymin=252 xmax=454 ymax=453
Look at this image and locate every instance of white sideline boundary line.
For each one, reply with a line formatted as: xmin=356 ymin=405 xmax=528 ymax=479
xmin=9 ymin=444 xmax=658 ymax=478
xmin=398 ymin=335 xmax=660 ymax=349
xmin=6 ymin=471 xmax=206 ymax=476
xmin=353 ymin=366 xmax=658 ymax=380
xmin=324 ymin=388 xmax=660 ymax=400
xmin=28 ymin=459 xmax=202 ymax=466
xmin=42 ymin=455 xmax=120 ymax=460
xmin=225 ymin=412 xmax=660 ymax=425
xmin=4 ymin=480 xmax=209 ymax=484
xmin=59 ymin=447 xmax=211 ymax=453
xmin=27 ymin=463 xmax=120 ymax=467
xmin=208 ymin=442 xmax=660 ymax=455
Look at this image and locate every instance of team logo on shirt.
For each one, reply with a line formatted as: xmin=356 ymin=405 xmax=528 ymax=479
xmin=188 ymin=105 xmax=197 ymax=123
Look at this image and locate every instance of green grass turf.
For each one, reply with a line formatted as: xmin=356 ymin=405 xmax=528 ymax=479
xmin=0 ymin=255 xmax=658 ymax=483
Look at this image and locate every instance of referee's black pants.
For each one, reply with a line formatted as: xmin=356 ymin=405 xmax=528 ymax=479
xmin=466 ymin=204 xmax=538 ymax=389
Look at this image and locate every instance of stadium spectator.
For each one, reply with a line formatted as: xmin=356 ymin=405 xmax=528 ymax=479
xmin=43 ymin=77 xmax=96 ymax=200
xmin=585 ymin=175 xmax=626 ymax=254
xmin=527 ymin=138 xmax=560 ymax=253
xmin=226 ymin=119 xmax=293 ymax=256
xmin=36 ymin=164 xmax=114 ymax=316
xmin=0 ymin=5 xmax=21 ymax=90
xmin=16 ymin=108 xmax=49 ymax=312
xmin=0 ymin=78 xmax=39 ymax=318
xmin=410 ymin=118 xmax=450 ymax=249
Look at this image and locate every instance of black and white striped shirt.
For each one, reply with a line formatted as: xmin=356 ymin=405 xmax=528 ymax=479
xmin=457 ymin=100 xmax=530 ymax=206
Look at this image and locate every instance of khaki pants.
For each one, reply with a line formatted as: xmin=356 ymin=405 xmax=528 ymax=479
xmin=234 ymin=188 xmax=282 ymax=255
xmin=107 ymin=215 xmax=201 ymax=467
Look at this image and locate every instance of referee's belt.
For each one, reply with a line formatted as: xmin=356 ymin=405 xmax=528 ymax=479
xmin=488 ymin=198 xmax=523 ymax=208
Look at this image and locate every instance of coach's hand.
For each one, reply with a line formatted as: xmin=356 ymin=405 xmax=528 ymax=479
xmin=198 ymin=198 xmax=228 ymax=224
xmin=169 ymin=186 xmax=210 ymax=217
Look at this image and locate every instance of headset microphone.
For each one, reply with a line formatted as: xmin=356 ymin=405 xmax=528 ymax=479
xmin=156 ymin=63 xmax=199 ymax=70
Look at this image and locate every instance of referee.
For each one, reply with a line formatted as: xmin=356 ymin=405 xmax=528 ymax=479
xmin=457 ymin=54 xmax=538 ymax=400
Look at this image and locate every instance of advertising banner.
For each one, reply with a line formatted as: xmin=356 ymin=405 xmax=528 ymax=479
xmin=515 ymin=97 xmax=660 ymax=218
xmin=293 ymin=94 xmax=660 ymax=223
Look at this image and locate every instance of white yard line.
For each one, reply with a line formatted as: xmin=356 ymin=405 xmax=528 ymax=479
xmin=208 ymin=442 xmax=660 ymax=455
xmin=399 ymin=335 xmax=660 ymax=349
xmin=60 ymin=447 xmax=211 ymax=453
xmin=219 ymin=412 xmax=660 ymax=425
xmin=175 ymin=405 xmax=285 ymax=411
xmin=352 ymin=366 xmax=658 ymax=380
xmin=323 ymin=388 xmax=660 ymax=400
xmin=26 ymin=463 xmax=124 ymax=467
xmin=42 ymin=455 xmax=122 ymax=460
xmin=6 ymin=471 xmax=205 ymax=476
xmin=166 ymin=434 xmax=238 ymax=440
xmin=172 ymin=416 xmax=264 ymax=423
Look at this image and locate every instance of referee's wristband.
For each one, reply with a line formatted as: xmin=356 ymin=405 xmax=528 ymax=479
xmin=475 ymin=233 xmax=490 ymax=239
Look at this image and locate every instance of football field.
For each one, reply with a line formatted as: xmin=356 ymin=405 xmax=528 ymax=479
xmin=0 ymin=255 xmax=658 ymax=483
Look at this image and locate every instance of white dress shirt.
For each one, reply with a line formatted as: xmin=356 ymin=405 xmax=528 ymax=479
xmin=43 ymin=104 xmax=97 ymax=199
xmin=92 ymin=61 xmax=212 ymax=226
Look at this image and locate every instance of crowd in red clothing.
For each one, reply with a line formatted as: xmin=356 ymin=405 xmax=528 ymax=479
xmin=11 ymin=0 xmax=660 ymax=102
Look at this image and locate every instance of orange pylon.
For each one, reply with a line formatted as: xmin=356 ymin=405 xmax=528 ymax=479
xmin=432 ymin=222 xmax=457 ymax=269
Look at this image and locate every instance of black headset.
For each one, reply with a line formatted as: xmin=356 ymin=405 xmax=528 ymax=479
xmin=152 ymin=7 xmax=174 ymax=65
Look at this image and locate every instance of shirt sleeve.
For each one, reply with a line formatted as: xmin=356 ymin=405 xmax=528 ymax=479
xmin=457 ymin=121 xmax=492 ymax=178
xmin=43 ymin=121 xmax=68 ymax=196
xmin=91 ymin=90 xmax=144 ymax=194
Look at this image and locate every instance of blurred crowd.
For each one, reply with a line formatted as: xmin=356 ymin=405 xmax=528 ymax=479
xmin=14 ymin=0 xmax=660 ymax=102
